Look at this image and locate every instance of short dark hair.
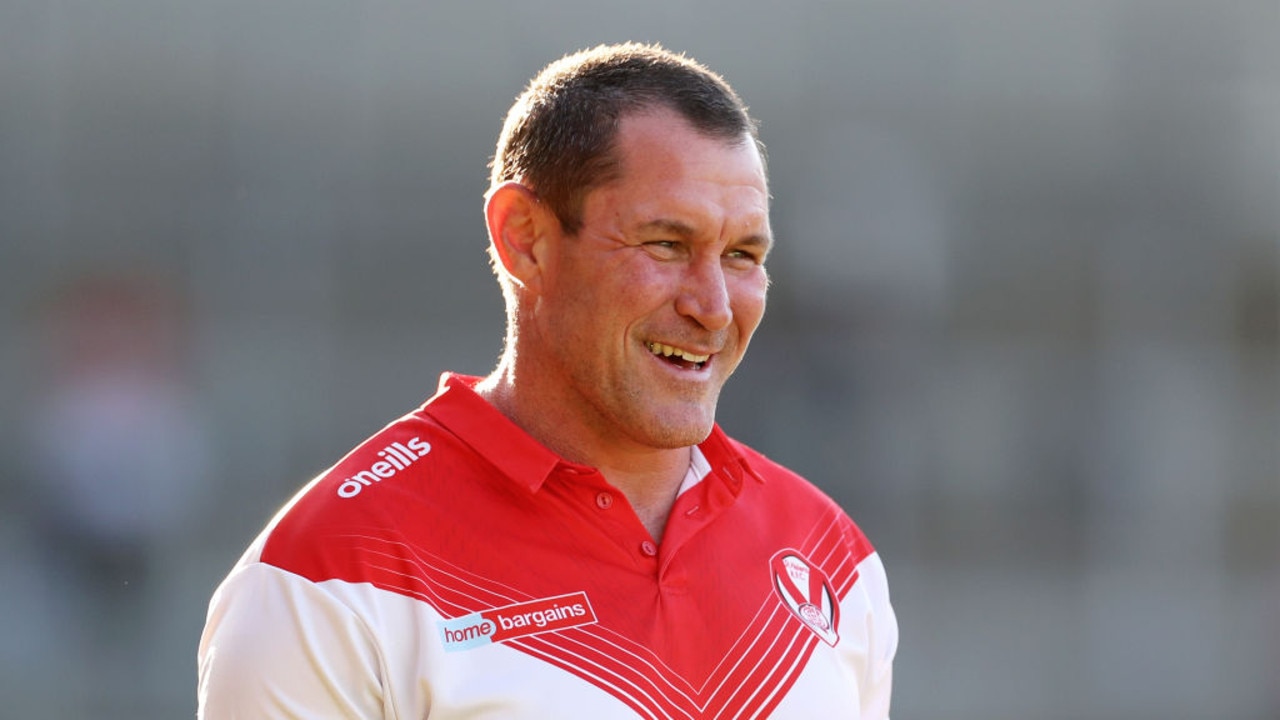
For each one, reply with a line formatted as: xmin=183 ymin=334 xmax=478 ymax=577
xmin=490 ymin=42 xmax=762 ymax=234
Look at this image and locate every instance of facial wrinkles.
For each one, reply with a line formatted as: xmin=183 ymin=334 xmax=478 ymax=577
xmin=612 ymin=200 xmax=768 ymax=380
xmin=532 ymin=112 xmax=770 ymax=453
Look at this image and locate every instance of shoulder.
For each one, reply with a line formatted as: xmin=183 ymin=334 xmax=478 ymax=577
xmin=719 ymin=432 xmax=877 ymax=561
xmin=245 ymin=407 xmax=472 ymax=585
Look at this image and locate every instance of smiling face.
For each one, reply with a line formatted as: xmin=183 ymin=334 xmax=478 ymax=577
xmin=525 ymin=108 xmax=772 ymax=453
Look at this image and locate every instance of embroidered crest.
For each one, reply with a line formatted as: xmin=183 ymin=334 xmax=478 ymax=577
xmin=770 ymin=550 xmax=840 ymax=646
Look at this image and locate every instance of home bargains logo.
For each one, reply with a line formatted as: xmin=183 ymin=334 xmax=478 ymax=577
xmin=770 ymin=550 xmax=843 ymax=647
xmin=438 ymin=592 xmax=597 ymax=653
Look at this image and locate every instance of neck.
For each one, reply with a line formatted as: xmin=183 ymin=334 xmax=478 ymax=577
xmin=476 ymin=353 xmax=692 ymax=541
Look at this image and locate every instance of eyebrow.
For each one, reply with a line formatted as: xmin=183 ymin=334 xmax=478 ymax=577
xmin=636 ymin=218 xmax=774 ymax=251
xmin=636 ymin=218 xmax=698 ymax=238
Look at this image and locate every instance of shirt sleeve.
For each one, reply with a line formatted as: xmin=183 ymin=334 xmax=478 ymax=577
xmin=856 ymin=552 xmax=898 ymax=720
xmin=197 ymin=562 xmax=388 ymax=719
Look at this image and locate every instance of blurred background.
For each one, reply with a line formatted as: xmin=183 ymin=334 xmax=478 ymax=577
xmin=1 ymin=1 xmax=1276 ymax=717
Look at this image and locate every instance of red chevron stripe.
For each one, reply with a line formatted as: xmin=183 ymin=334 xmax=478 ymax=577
xmin=284 ymin=514 xmax=869 ymax=718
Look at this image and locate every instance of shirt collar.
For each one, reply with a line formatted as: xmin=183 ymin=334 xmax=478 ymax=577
xmin=422 ymin=373 xmax=562 ymax=493
xmin=421 ymin=372 xmax=760 ymax=494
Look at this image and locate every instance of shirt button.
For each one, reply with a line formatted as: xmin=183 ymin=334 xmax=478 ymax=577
xmin=595 ymin=492 xmax=613 ymax=509
xmin=640 ymin=540 xmax=658 ymax=557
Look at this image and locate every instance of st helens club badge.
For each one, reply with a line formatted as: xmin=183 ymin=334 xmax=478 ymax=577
xmin=771 ymin=550 xmax=843 ymax=646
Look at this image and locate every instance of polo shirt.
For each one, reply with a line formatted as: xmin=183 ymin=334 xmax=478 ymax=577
xmin=198 ymin=373 xmax=896 ymax=719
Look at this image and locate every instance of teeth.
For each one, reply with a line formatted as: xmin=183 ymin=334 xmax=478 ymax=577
xmin=647 ymin=342 xmax=710 ymax=364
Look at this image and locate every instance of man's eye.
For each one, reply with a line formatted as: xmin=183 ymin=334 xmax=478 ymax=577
xmin=644 ymin=240 xmax=681 ymax=256
xmin=726 ymin=249 xmax=761 ymax=264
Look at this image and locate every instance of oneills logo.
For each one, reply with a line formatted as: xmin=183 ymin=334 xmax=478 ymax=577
xmin=438 ymin=592 xmax=597 ymax=653
xmin=336 ymin=436 xmax=431 ymax=498
xmin=771 ymin=550 xmax=843 ymax=646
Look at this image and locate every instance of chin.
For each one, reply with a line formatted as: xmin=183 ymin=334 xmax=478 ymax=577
xmin=637 ymin=410 xmax=716 ymax=449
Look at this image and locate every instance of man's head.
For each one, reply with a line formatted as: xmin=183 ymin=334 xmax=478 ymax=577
xmin=483 ymin=44 xmax=772 ymax=455
xmin=490 ymin=42 xmax=762 ymax=236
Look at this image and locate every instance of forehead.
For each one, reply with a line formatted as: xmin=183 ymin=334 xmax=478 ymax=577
xmin=589 ymin=109 xmax=771 ymax=233
xmin=612 ymin=109 xmax=766 ymax=183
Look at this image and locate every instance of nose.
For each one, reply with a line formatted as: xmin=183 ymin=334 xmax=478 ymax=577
xmin=674 ymin=255 xmax=733 ymax=332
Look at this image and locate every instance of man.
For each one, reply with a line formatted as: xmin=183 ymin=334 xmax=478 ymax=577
xmin=198 ymin=42 xmax=897 ymax=719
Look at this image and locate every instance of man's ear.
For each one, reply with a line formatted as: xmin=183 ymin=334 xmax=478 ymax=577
xmin=485 ymin=181 xmax=556 ymax=295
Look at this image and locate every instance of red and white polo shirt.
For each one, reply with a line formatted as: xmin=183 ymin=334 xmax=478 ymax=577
xmin=198 ymin=373 xmax=896 ymax=718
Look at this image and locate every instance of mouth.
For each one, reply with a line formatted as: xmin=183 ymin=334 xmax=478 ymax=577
xmin=646 ymin=341 xmax=711 ymax=371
